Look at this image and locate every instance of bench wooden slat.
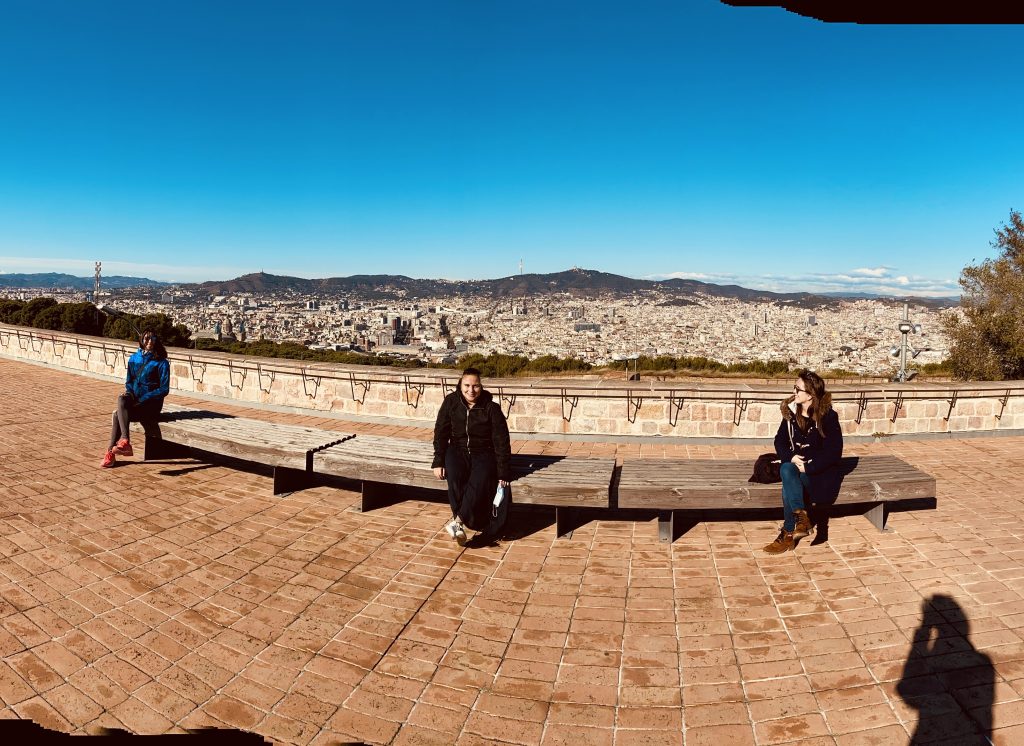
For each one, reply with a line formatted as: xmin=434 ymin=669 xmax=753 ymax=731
xmin=154 ymin=405 xmax=352 ymax=471
xmin=618 ymin=456 xmax=936 ymax=510
xmin=313 ymin=439 xmax=614 ymax=508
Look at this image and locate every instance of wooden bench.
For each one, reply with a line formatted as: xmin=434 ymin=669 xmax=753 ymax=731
xmin=618 ymin=455 xmax=937 ymax=542
xmin=145 ymin=404 xmax=354 ymax=495
xmin=312 ymin=435 xmax=616 ymax=537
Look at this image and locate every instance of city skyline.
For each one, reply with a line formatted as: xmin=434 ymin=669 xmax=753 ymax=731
xmin=1 ymin=2 xmax=1022 ymax=294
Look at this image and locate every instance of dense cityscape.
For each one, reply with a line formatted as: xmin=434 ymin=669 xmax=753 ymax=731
xmin=0 ymin=271 xmax=954 ymax=377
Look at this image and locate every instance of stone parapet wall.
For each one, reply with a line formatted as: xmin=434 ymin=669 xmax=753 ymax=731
xmin=4 ymin=323 xmax=1024 ymax=438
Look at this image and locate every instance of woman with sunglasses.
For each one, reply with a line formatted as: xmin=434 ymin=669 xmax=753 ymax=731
xmin=763 ymin=369 xmax=843 ymax=554
xmin=101 ymin=330 xmax=170 ymax=468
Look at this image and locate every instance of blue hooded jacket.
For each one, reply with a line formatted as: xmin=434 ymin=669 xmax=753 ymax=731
xmin=126 ymin=349 xmax=170 ymax=407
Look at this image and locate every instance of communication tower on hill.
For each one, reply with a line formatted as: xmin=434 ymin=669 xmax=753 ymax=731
xmin=519 ymin=258 xmax=523 ymax=275
xmin=93 ymin=261 xmax=101 ymax=300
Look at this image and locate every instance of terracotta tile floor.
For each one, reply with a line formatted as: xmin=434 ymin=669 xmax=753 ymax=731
xmin=1 ymin=357 xmax=1022 ymax=744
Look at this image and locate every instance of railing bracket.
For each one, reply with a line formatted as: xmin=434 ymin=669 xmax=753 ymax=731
xmin=403 ymin=375 xmax=425 ymax=408
xmin=668 ymin=392 xmax=685 ymax=427
xmin=733 ymin=393 xmax=749 ymax=426
xmin=561 ymin=389 xmax=578 ymax=422
xmin=890 ymin=392 xmax=904 ymax=423
xmin=855 ymin=392 xmax=869 ymax=425
xmin=228 ymin=360 xmax=246 ymax=391
xmin=944 ymin=391 xmax=958 ymax=421
xmin=301 ymin=368 xmax=321 ymax=399
xmin=497 ymin=387 xmax=517 ymax=418
xmin=349 ymin=372 xmax=370 ymax=404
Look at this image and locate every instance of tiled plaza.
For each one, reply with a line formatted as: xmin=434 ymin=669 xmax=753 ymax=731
xmin=0 ymin=357 xmax=1021 ymax=745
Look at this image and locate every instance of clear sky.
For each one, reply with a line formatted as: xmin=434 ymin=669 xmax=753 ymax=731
xmin=1 ymin=1 xmax=1022 ymax=295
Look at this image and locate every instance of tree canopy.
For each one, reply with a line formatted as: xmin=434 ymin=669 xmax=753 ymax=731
xmin=944 ymin=210 xmax=1024 ymax=380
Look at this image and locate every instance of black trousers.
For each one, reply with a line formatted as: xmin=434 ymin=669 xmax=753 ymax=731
xmin=445 ymin=448 xmax=498 ymax=532
xmin=109 ymin=393 xmax=163 ymax=449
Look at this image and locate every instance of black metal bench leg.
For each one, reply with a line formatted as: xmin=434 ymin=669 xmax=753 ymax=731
xmin=357 ymin=480 xmax=389 ymax=512
xmin=864 ymin=503 xmax=892 ymax=532
xmin=273 ymin=466 xmax=310 ymax=496
xmin=555 ymin=507 xmax=574 ymax=539
xmin=659 ymin=511 xmax=674 ymax=543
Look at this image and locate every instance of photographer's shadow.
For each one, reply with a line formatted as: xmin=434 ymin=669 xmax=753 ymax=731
xmin=896 ymin=594 xmax=993 ymax=744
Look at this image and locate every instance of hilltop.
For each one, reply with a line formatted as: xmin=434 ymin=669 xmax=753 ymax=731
xmin=195 ymin=268 xmax=958 ymax=309
xmin=0 ymin=273 xmax=169 ymax=289
xmin=1 ymin=268 xmax=959 ymax=309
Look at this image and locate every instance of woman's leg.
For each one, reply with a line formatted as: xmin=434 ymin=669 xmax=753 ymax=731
xmin=109 ymin=410 xmax=122 ymax=451
xmin=114 ymin=394 xmax=132 ymax=444
xmin=460 ymin=452 xmax=498 ymax=531
xmin=445 ymin=448 xmax=470 ymax=520
xmin=779 ymin=462 xmax=806 ymax=532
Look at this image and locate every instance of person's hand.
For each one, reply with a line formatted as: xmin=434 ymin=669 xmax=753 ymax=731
xmin=433 ymin=466 xmax=445 ymax=480
xmin=791 ymin=455 xmax=806 ymax=473
xmin=499 ymin=480 xmax=509 ymax=488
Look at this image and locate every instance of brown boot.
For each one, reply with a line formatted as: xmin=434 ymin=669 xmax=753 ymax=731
xmin=763 ymin=529 xmax=795 ymax=554
xmin=793 ymin=510 xmax=812 ymax=539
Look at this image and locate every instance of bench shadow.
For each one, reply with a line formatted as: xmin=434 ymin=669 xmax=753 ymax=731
xmin=896 ymin=594 xmax=993 ymax=744
xmin=157 ymin=463 xmax=221 ymax=477
xmin=161 ymin=410 xmax=235 ymax=421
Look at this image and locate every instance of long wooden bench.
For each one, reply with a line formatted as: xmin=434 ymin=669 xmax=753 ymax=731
xmin=313 ymin=435 xmax=616 ymax=537
xmin=618 ymin=455 xmax=937 ymax=542
xmin=145 ymin=404 xmax=354 ymax=495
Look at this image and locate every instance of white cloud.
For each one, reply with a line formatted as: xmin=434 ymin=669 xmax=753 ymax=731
xmin=650 ymin=265 xmax=959 ymax=297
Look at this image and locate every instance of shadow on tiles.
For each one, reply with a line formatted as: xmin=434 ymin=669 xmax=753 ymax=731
xmin=896 ymin=594 xmax=994 ymax=745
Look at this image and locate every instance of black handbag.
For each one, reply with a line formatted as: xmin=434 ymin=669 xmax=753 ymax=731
xmin=749 ymin=452 xmax=782 ymax=483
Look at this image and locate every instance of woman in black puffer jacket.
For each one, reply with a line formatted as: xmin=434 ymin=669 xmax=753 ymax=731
xmin=432 ymin=367 xmax=512 ymax=545
xmin=763 ymin=369 xmax=843 ymax=554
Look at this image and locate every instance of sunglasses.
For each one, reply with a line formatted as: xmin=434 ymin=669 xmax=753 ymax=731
xmin=793 ymin=386 xmax=809 ymax=394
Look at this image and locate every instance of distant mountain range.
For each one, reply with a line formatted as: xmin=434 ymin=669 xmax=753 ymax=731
xmin=0 ymin=268 xmax=958 ymax=308
xmin=0 ymin=272 xmax=169 ymax=289
xmin=196 ymin=269 xmax=959 ymax=308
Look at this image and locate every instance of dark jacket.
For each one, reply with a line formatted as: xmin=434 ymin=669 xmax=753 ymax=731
xmin=774 ymin=392 xmax=844 ymax=504
xmin=126 ymin=349 xmax=170 ymax=408
xmin=432 ymin=390 xmax=512 ymax=481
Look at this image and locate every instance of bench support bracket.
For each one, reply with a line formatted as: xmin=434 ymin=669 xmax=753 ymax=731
xmin=863 ymin=502 xmax=892 ymax=532
xmin=658 ymin=511 xmax=673 ymax=543
xmin=273 ymin=466 xmax=311 ymax=497
xmin=144 ymin=436 xmax=189 ymax=461
xmin=555 ymin=507 xmax=574 ymax=539
xmin=357 ymin=480 xmax=389 ymax=512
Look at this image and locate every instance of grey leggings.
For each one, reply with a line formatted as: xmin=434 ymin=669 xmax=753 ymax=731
xmin=109 ymin=393 xmax=162 ymax=449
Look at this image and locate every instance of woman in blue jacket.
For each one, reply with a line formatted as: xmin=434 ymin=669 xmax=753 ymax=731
xmin=763 ymin=369 xmax=843 ymax=554
xmin=432 ymin=368 xmax=512 ymax=545
xmin=102 ymin=330 xmax=171 ymax=467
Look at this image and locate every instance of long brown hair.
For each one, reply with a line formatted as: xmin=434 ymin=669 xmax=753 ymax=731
xmin=793 ymin=369 xmax=827 ymax=435
xmin=139 ymin=330 xmax=168 ymax=360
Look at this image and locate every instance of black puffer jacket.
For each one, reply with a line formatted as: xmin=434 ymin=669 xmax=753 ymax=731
xmin=431 ymin=390 xmax=512 ymax=481
xmin=774 ymin=392 xmax=844 ymax=504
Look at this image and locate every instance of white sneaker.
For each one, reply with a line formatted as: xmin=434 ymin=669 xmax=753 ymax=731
xmin=445 ymin=519 xmax=467 ymax=546
xmin=446 ymin=519 xmax=467 ymax=545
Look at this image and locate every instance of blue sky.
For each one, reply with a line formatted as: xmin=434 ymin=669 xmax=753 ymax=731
xmin=1 ymin=1 xmax=1022 ymax=295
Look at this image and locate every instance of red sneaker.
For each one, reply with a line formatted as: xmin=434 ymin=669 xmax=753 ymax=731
xmin=112 ymin=438 xmax=133 ymax=457
xmin=101 ymin=450 xmax=116 ymax=468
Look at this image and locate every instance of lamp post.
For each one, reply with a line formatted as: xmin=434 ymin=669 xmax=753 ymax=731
xmin=891 ymin=302 xmax=925 ymax=383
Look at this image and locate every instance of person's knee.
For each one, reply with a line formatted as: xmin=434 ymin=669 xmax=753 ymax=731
xmin=780 ymin=462 xmax=799 ymax=480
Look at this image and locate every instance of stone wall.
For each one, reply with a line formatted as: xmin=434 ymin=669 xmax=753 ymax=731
xmin=4 ymin=323 xmax=1024 ymax=438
